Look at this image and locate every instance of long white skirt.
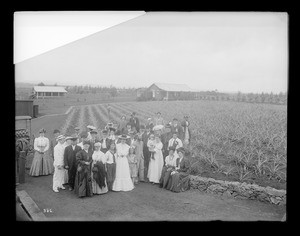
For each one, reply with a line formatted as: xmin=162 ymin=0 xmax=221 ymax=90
xmin=112 ymin=156 xmax=134 ymax=191
xmin=147 ymin=150 xmax=164 ymax=183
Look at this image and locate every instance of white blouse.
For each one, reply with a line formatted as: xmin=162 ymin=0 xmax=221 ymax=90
xmin=165 ymin=154 xmax=178 ymax=167
xmin=105 ymin=150 xmax=117 ymax=164
xmin=92 ymin=150 xmax=106 ymax=164
xmin=34 ymin=137 xmax=49 ymax=152
xmin=116 ymin=143 xmax=130 ymax=158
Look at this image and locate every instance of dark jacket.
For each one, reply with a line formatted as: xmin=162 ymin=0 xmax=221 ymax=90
xmin=64 ymin=145 xmax=82 ymax=169
xmin=176 ymin=157 xmax=190 ymax=173
xmin=100 ymin=138 xmax=110 ymax=153
xmin=92 ymin=161 xmax=106 ymax=189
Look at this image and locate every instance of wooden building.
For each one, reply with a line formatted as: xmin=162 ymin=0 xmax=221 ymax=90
xmin=33 ymin=86 xmax=67 ymax=98
xmin=141 ymin=83 xmax=197 ymax=101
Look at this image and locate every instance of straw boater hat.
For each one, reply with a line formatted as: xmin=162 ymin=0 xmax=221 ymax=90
xmin=153 ymin=124 xmax=164 ymax=131
xmin=119 ymin=134 xmax=130 ymax=140
xmin=87 ymin=125 xmax=96 ymax=130
xmin=56 ymin=135 xmax=65 ymax=141
xmin=65 ymin=136 xmax=73 ymax=141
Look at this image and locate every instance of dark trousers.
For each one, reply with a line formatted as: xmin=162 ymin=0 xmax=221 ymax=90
xmin=68 ymin=165 xmax=77 ymax=188
xmin=143 ymin=147 xmax=150 ymax=180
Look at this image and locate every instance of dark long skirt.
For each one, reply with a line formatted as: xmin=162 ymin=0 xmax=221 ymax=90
xmin=74 ymin=165 xmax=93 ymax=198
xmin=166 ymin=172 xmax=190 ymax=193
xmin=67 ymin=164 xmax=77 ymax=189
xmin=106 ymin=163 xmax=116 ymax=191
xmin=159 ymin=166 xmax=174 ymax=188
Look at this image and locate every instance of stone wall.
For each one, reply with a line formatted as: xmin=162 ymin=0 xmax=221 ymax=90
xmin=189 ymin=175 xmax=286 ymax=205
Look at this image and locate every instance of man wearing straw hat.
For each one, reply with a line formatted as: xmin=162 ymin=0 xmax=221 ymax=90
xmin=53 ymin=135 xmax=67 ymax=193
xmin=64 ymin=135 xmax=82 ymax=191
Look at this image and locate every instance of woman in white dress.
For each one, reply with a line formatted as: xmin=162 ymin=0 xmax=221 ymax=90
xmin=91 ymin=142 xmax=108 ymax=195
xmin=112 ymin=134 xmax=134 ymax=191
xmin=147 ymin=135 xmax=164 ymax=184
xmin=29 ymin=128 xmax=54 ymax=176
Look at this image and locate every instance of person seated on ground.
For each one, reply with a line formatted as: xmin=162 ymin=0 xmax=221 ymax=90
xmin=105 ymin=142 xmax=117 ymax=191
xmin=168 ymin=132 xmax=183 ymax=155
xmin=170 ymin=118 xmax=184 ymax=141
xmin=91 ymin=142 xmax=108 ymax=195
xmin=181 ymin=115 xmax=192 ymax=147
xmin=100 ymin=129 xmax=110 ymax=153
xmin=165 ymin=147 xmax=191 ymax=193
xmin=153 ymin=112 xmax=165 ymax=126
xmin=159 ymin=146 xmax=178 ymax=188
xmin=74 ymin=140 xmax=93 ymax=198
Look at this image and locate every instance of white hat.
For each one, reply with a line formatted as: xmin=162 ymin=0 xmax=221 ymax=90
xmin=153 ymin=125 xmax=164 ymax=131
xmin=65 ymin=136 xmax=73 ymax=140
xmin=56 ymin=135 xmax=65 ymax=141
xmin=87 ymin=125 xmax=96 ymax=130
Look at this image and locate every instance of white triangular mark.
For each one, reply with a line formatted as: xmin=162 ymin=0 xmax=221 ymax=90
xmin=14 ymin=11 xmax=146 ymax=64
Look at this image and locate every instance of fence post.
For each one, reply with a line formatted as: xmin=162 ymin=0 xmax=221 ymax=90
xmin=19 ymin=151 xmax=26 ymax=184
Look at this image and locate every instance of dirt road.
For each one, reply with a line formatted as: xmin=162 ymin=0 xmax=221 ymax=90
xmin=16 ymin=174 xmax=285 ymax=221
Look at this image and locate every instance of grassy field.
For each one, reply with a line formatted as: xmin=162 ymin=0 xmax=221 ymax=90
xmin=52 ymin=100 xmax=286 ymax=190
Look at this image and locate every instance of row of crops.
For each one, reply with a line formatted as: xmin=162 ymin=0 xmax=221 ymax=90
xmin=59 ymin=100 xmax=287 ymax=189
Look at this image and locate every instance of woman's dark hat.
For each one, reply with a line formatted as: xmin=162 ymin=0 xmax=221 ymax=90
xmin=102 ymin=129 xmax=108 ymax=134
xmin=90 ymin=130 xmax=98 ymax=134
xmin=109 ymin=127 xmax=116 ymax=132
xmin=39 ymin=128 xmax=46 ymax=133
xmin=177 ymin=147 xmax=185 ymax=154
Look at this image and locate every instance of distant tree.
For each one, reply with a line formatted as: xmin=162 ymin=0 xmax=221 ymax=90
xmin=38 ymin=82 xmax=45 ymax=86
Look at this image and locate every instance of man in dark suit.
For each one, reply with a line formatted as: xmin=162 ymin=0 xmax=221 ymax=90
xmin=160 ymin=123 xmax=173 ymax=161
xmin=170 ymin=118 xmax=184 ymax=141
xmin=64 ymin=136 xmax=82 ymax=191
xmin=129 ymin=112 xmax=140 ymax=132
xmin=142 ymin=125 xmax=152 ymax=182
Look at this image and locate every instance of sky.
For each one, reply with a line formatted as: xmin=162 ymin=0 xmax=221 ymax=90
xmin=15 ymin=11 xmax=288 ymax=93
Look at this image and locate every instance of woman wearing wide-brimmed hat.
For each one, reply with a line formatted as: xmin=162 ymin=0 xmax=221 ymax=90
xmin=91 ymin=141 xmax=108 ymax=195
xmin=112 ymin=134 xmax=134 ymax=191
xmin=29 ymin=128 xmax=54 ymax=176
xmin=165 ymin=147 xmax=191 ymax=192
xmin=74 ymin=140 xmax=93 ymax=198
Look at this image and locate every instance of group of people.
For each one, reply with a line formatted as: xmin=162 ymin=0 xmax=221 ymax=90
xmin=29 ymin=111 xmax=192 ymax=198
